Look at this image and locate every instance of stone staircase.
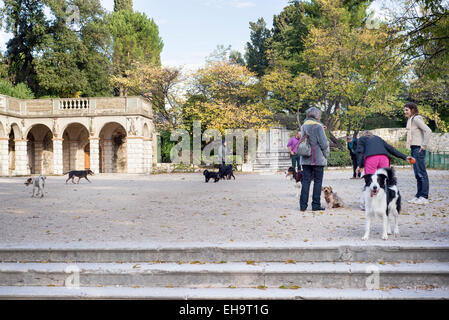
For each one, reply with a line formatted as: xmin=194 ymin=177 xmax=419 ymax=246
xmin=253 ymin=151 xmax=292 ymax=173
xmin=0 ymin=243 xmax=448 ymax=299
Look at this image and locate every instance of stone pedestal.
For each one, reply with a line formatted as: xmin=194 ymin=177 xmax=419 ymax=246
xmin=53 ymin=139 xmax=63 ymax=175
xmin=127 ymin=137 xmax=144 ymax=174
xmin=0 ymin=138 xmax=8 ymax=176
xmin=89 ymin=137 xmax=100 ymax=174
xmin=14 ymin=140 xmax=28 ymax=175
xmin=254 ymin=127 xmax=291 ymax=172
xmin=143 ymin=138 xmax=152 ymax=174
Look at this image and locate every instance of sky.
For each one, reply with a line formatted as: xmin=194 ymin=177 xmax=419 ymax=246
xmin=0 ymin=0 xmax=388 ymax=71
xmin=100 ymin=0 xmax=290 ymax=70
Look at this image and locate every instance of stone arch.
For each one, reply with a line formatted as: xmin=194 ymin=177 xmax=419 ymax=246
xmin=9 ymin=122 xmax=22 ymax=139
xmin=99 ymin=122 xmax=127 ymax=173
xmin=62 ymin=122 xmax=90 ymax=172
xmin=26 ymin=124 xmax=54 ymax=174
xmin=143 ymin=123 xmax=150 ymax=138
xmin=8 ymin=123 xmax=22 ymax=173
xmin=0 ymin=121 xmax=5 ymax=138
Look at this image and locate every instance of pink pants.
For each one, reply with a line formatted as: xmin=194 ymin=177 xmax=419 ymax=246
xmin=364 ymin=154 xmax=390 ymax=175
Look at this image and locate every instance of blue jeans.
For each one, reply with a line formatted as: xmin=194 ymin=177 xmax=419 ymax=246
xmin=300 ymin=165 xmax=324 ymax=210
xmin=411 ymin=146 xmax=429 ymax=199
xmin=291 ymin=153 xmax=300 ymax=172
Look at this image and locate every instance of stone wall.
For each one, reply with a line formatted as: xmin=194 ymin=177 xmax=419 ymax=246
xmin=332 ymin=128 xmax=407 ymax=145
xmin=332 ymin=128 xmax=449 ymax=152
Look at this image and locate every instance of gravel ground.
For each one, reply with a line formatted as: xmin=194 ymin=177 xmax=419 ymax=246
xmin=0 ymin=169 xmax=448 ymax=245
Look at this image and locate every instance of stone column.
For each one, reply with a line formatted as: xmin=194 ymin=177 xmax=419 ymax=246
xmin=14 ymin=139 xmax=28 ymax=175
xmin=53 ymin=138 xmax=63 ymax=175
xmin=70 ymin=141 xmax=79 ymax=170
xmin=89 ymin=137 xmax=100 ymax=174
xmin=0 ymin=138 xmax=8 ymax=176
xmin=103 ymin=139 xmax=113 ymax=173
xmin=143 ymin=138 xmax=152 ymax=174
xmin=34 ymin=141 xmax=43 ymax=174
xmin=126 ymin=137 xmax=144 ymax=174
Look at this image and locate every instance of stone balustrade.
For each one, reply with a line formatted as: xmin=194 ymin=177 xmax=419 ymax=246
xmin=0 ymin=94 xmax=152 ymax=118
xmin=60 ymin=99 xmax=89 ymax=111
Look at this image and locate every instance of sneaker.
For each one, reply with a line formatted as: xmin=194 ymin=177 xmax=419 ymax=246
xmin=408 ymin=197 xmax=419 ymax=204
xmin=415 ymin=197 xmax=429 ymax=205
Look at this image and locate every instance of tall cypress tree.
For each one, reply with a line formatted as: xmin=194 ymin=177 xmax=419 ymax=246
xmin=114 ymin=0 xmax=133 ymax=12
xmin=245 ymin=18 xmax=271 ymax=77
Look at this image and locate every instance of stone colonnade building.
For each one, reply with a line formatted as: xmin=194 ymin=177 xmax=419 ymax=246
xmin=0 ymin=94 xmax=155 ymax=176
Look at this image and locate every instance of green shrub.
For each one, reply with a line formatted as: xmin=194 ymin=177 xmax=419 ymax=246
xmin=159 ymin=130 xmax=176 ymax=163
xmin=390 ymin=147 xmax=410 ymax=166
xmin=327 ymin=149 xmax=352 ymax=167
xmin=0 ymin=79 xmax=34 ymax=99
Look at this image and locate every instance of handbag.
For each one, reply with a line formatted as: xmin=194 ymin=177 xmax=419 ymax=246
xmin=296 ymin=125 xmax=317 ymax=157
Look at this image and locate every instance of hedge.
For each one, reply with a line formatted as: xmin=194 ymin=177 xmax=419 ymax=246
xmin=326 ymin=147 xmax=411 ymax=167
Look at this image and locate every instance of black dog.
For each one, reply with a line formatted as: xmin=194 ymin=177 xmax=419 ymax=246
xmin=65 ymin=169 xmax=94 ymax=184
xmin=203 ymin=170 xmax=220 ymax=183
xmin=218 ymin=164 xmax=235 ymax=180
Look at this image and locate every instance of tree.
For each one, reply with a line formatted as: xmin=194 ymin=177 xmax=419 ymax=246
xmin=182 ymin=60 xmax=273 ymax=133
xmin=245 ymin=18 xmax=271 ymax=77
xmin=0 ymin=78 xmax=34 ymax=99
xmin=33 ymin=0 xmax=112 ymax=97
xmin=387 ymin=0 xmax=449 ymax=78
xmin=268 ymin=0 xmax=372 ymax=75
xmin=107 ymin=10 xmax=163 ymax=96
xmin=111 ymin=62 xmax=184 ymax=129
xmin=295 ymin=0 xmax=405 ymax=147
xmin=261 ymin=67 xmax=312 ymax=128
xmin=114 ymin=0 xmax=133 ymax=12
xmin=1 ymin=0 xmax=46 ymax=95
xmin=408 ymin=69 xmax=449 ymax=132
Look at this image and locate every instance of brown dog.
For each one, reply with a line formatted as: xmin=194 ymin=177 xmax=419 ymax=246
xmin=322 ymin=186 xmax=344 ymax=209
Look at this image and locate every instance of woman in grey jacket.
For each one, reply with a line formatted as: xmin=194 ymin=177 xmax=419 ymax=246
xmin=299 ymin=107 xmax=330 ymax=211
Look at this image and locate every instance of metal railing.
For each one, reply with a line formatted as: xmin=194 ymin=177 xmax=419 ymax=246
xmin=426 ymin=151 xmax=449 ymax=170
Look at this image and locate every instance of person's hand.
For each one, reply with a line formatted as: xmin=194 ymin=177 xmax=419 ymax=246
xmin=406 ymin=156 xmax=416 ymax=164
xmin=356 ymin=167 xmax=362 ymax=175
xmin=419 ymin=147 xmax=424 ymax=153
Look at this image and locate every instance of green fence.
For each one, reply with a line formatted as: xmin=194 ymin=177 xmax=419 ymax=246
xmin=426 ymin=151 xmax=449 ymax=170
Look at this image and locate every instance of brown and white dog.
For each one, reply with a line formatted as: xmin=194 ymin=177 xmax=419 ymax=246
xmin=25 ymin=175 xmax=46 ymax=198
xmin=322 ymin=186 xmax=344 ymax=209
xmin=285 ymin=167 xmax=303 ymax=198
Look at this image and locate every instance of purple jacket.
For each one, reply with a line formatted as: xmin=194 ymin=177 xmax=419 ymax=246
xmin=287 ymin=137 xmax=301 ymax=153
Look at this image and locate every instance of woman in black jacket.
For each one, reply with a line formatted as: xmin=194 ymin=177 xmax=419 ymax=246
xmin=355 ymin=131 xmax=414 ymax=176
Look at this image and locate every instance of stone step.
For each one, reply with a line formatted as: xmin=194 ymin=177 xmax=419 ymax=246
xmin=1 ymin=243 xmax=449 ymax=263
xmin=1 ymin=286 xmax=448 ymax=300
xmin=1 ymin=261 xmax=448 ymax=289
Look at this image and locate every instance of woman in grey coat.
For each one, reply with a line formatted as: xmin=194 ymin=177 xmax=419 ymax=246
xmin=299 ymin=107 xmax=330 ymax=211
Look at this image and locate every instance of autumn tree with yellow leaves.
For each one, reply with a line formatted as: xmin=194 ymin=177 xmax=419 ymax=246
xmin=181 ymin=60 xmax=274 ymax=134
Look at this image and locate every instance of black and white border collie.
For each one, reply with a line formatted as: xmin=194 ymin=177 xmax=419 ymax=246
xmin=362 ymin=167 xmax=401 ymax=240
xmin=285 ymin=167 xmax=303 ymax=198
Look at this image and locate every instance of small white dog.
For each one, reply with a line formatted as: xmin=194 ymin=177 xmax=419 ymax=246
xmin=25 ymin=175 xmax=46 ymax=198
xmin=362 ymin=168 xmax=401 ymax=240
